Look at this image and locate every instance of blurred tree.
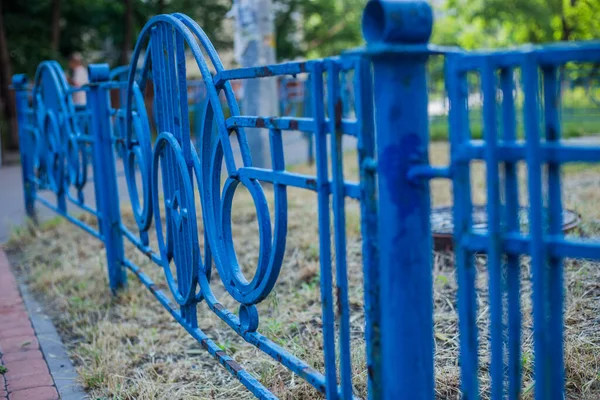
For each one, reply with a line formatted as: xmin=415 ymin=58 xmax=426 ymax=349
xmin=158 ymin=0 xmax=231 ymax=51
xmin=274 ymin=0 xmax=364 ymax=61
xmin=120 ymin=0 xmax=133 ymax=65
xmin=51 ymin=0 xmax=61 ymax=54
xmin=0 ymin=0 xmax=18 ymax=150
xmin=0 ymin=0 xmax=233 ymax=150
xmin=439 ymin=0 xmax=600 ymax=49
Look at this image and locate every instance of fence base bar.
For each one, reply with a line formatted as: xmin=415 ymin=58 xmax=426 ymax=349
xmin=121 ymin=258 xmax=278 ymax=400
xmin=34 ymin=195 xmax=103 ymax=240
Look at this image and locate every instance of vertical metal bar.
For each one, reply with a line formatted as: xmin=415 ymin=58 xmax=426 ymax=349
xmin=13 ymin=75 xmax=37 ymax=220
xmin=542 ymin=65 xmax=564 ymax=400
xmin=370 ymin=49 xmax=434 ymax=400
xmin=163 ymin=24 xmax=180 ymax=141
xmin=500 ymin=66 xmax=522 ymax=400
xmin=176 ymin=33 xmax=191 ymax=159
xmin=326 ymin=59 xmax=353 ymax=399
xmin=310 ymin=62 xmax=338 ymax=399
xmin=162 ymin=24 xmax=187 ymax=312
xmin=88 ymin=64 xmax=127 ymax=292
xmin=354 ymin=56 xmax=379 ymax=397
xmin=151 ymin=25 xmax=172 ymax=231
xmin=446 ymin=55 xmax=479 ymax=398
xmin=174 ymin=28 xmax=198 ymax=328
xmin=522 ymin=54 xmax=549 ymax=400
xmin=268 ymin=128 xmax=284 ymax=172
xmin=153 ymin=25 xmax=177 ymax=293
xmin=481 ymin=60 xmax=503 ymax=400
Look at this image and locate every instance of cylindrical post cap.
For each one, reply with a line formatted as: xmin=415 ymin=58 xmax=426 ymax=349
xmin=362 ymin=0 xmax=433 ymax=45
xmin=12 ymin=74 xmax=28 ymax=87
xmin=88 ymin=63 xmax=110 ymax=82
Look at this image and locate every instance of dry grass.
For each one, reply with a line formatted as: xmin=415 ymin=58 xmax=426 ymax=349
xmin=5 ymin=142 xmax=600 ymax=399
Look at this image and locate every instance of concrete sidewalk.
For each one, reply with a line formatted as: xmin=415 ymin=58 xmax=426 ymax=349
xmin=0 ymin=163 xmax=129 ymax=244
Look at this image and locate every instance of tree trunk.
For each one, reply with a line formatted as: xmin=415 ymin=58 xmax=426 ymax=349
xmin=561 ymin=16 xmax=571 ymax=41
xmin=50 ymin=0 xmax=62 ymax=53
xmin=561 ymin=0 xmax=577 ymax=41
xmin=0 ymin=2 xmax=18 ymax=150
xmin=119 ymin=0 xmax=133 ymax=66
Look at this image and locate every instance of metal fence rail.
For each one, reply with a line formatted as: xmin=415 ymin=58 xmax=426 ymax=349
xmin=12 ymin=1 xmax=600 ymax=399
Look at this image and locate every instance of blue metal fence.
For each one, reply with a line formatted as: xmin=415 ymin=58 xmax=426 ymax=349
xmin=11 ymin=1 xmax=600 ymax=399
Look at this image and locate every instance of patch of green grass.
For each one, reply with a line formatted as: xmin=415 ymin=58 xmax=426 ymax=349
xmin=40 ymin=215 xmax=64 ymax=231
xmin=429 ymin=107 xmax=600 ymax=141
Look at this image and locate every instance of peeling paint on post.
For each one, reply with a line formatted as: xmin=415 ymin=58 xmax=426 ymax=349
xmin=361 ymin=1 xmax=435 ymax=398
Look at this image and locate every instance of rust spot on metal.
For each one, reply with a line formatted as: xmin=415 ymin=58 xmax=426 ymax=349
xmin=298 ymin=62 xmax=306 ymax=72
xmin=305 ymin=178 xmax=317 ymax=189
xmin=216 ymin=350 xmax=226 ymax=358
xmin=289 ymin=119 xmax=299 ymax=130
xmin=255 ymin=117 xmax=265 ymax=128
xmin=336 ymin=286 xmax=342 ymax=317
xmin=201 ymin=339 xmax=209 ymax=350
xmin=224 ymin=359 xmax=243 ymax=373
xmin=260 ymin=66 xmax=271 ymax=76
xmin=148 ymin=283 xmax=157 ymax=293
xmin=334 ymin=99 xmax=343 ymax=130
xmin=214 ymin=303 xmax=224 ymax=311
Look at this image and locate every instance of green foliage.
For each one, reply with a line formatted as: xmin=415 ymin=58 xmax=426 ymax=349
xmin=4 ymin=0 xmax=232 ymax=76
xmin=275 ymin=0 xmax=364 ymax=61
xmin=160 ymin=0 xmax=231 ymax=51
xmin=435 ymin=0 xmax=600 ymax=49
xmin=429 ymin=107 xmax=600 ymax=142
xmin=5 ymin=0 xmax=600 ymax=75
xmin=4 ymin=0 xmax=61 ymax=76
xmin=4 ymin=0 xmax=364 ymax=75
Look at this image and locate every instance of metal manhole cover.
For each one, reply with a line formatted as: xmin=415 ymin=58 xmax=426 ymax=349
xmin=431 ymin=206 xmax=580 ymax=251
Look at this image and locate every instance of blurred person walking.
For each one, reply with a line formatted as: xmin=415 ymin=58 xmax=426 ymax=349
xmin=68 ymin=52 xmax=88 ymax=106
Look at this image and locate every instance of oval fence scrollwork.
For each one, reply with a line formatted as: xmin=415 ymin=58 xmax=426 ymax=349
xmin=31 ymin=61 xmax=90 ymax=198
xmin=124 ymin=15 xmax=288 ymax=314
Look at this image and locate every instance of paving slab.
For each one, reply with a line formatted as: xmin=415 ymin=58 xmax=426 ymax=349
xmin=0 ymin=249 xmax=87 ymax=399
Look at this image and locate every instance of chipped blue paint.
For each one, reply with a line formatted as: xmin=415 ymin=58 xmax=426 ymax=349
xmin=12 ymin=1 xmax=600 ymax=399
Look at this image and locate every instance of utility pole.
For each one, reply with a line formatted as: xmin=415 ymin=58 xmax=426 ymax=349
xmin=232 ymin=0 xmax=277 ymax=168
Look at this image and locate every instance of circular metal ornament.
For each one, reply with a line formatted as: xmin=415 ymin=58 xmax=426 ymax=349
xmin=152 ymin=132 xmax=200 ymax=305
xmin=43 ymin=110 xmax=64 ymax=193
xmin=124 ymin=82 xmax=153 ymax=231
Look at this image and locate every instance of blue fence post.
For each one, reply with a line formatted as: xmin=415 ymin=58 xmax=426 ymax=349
xmin=87 ymin=63 xmax=127 ymax=292
xmin=13 ymin=74 xmax=37 ymax=221
xmin=361 ymin=1 xmax=435 ymax=398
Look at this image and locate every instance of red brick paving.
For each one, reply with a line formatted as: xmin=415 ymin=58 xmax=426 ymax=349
xmin=0 ymin=327 xmax=35 ymax=341
xmin=6 ymin=372 xmax=54 ymax=392
xmin=9 ymin=387 xmax=58 ymax=400
xmin=0 ymin=249 xmax=58 ymax=400
xmin=2 ymin=350 xmax=44 ymax=364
